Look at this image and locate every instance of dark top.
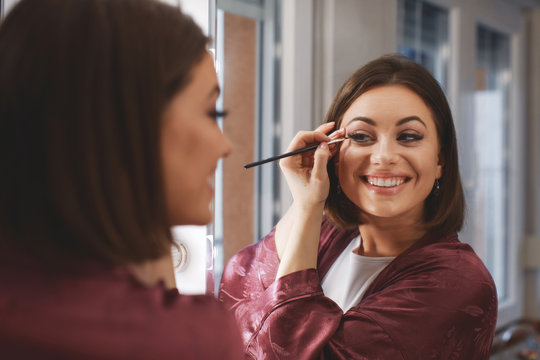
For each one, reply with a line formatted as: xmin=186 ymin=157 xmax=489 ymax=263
xmin=0 ymin=252 xmax=243 ymax=359
xmin=219 ymin=216 xmax=497 ymax=359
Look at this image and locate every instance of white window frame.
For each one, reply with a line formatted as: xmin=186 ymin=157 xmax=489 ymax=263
xmin=399 ymin=0 xmax=526 ymax=327
xmin=444 ymin=0 xmax=526 ymax=327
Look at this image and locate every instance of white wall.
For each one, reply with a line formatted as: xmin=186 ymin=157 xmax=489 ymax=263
xmin=279 ymin=0 xmax=315 ymax=211
xmin=3 ymin=0 xmax=18 ymax=15
xmin=524 ymin=8 xmax=540 ymax=319
xmin=179 ymin=0 xmax=210 ymax=35
xmin=313 ymin=0 xmax=397 ymax=127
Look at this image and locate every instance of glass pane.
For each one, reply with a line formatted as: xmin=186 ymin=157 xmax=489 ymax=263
xmin=474 ymin=25 xmax=510 ymax=301
xmin=397 ymin=0 xmax=449 ymax=89
xmin=214 ymin=9 xmax=260 ymax=289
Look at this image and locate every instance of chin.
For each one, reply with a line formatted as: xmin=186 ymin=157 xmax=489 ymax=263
xmin=192 ymin=208 xmax=213 ymax=226
xmin=169 ymin=208 xmax=212 ymax=227
xmin=183 ymin=213 xmax=212 ymax=226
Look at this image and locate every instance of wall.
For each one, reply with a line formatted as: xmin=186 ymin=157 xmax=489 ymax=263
xmin=3 ymin=0 xmax=17 ymax=15
xmin=524 ymin=8 xmax=540 ymax=319
xmin=313 ymin=0 xmax=398 ymax=127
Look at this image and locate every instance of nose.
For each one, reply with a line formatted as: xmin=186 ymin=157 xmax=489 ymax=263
xmin=370 ymin=138 xmax=398 ymax=166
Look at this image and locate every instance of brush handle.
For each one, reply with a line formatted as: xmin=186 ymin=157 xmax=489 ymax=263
xmin=244 ymin=138 xmax=346 ymax=169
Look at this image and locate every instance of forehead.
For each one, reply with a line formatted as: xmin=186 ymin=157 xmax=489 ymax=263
xmin=341 ymin=85 xmax=435 ymax=128
xmin=185 ymin=52 xmax=218 ymax=94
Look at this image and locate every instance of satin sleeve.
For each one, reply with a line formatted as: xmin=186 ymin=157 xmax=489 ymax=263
xmin=218 ymin=229 xmax=404 ymax=360
xmin=218 ymin=227 xmax=496 ymax=360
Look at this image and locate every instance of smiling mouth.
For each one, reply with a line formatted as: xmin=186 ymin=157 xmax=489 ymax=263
xmin=363 ymin=176 xmax=409 ymax=188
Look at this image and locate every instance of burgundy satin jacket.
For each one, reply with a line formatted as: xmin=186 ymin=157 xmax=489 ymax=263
xmin=0 ymin=254 xmax=243 ymax=359
xmin=219 ymin=217 xmax=497 ymax=359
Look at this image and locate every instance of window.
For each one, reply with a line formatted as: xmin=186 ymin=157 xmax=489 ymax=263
xmin=474 ymin=25 xmax=511 ymax=301
xmin=397 ymin=0 xmax=449 ymax=89
xmin=213 ymin=0 xmax=280 ymax=290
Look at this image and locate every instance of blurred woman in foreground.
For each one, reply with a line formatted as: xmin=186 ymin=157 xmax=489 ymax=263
xmin=0 ymin=0 xmax=241 ymax=358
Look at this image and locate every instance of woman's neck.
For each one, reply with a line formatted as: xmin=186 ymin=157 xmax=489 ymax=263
xmin=128 ymin=251 xmax=176 ymax=289
xmin=357 ymin=216 xmax=426 ymax=257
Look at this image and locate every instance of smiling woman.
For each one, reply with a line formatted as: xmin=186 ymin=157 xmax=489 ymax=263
xmin=219 ymin=55 xmax=497 ymax=359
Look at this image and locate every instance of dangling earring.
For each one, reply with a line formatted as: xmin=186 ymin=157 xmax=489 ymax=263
xmin=433 ymin=179 xmax=440 ymax=196
xmin=337 ymin=183 xmax=342 ymax=195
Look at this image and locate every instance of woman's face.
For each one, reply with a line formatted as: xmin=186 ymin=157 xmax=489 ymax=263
xmin=161 ymin=53 xmax=231 ymax=226
xmin=337 ymin=84 xmax=442 ymax=225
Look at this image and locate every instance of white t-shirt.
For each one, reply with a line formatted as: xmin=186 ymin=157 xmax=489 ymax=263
xmin=321 ymin=235 xmax=395 ymax=312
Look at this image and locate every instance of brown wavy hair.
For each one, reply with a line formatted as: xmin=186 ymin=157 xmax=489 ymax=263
xmin=0 ymin=0 xmax=208 ymax=266
xmin=324 ymin=54 xmax=465 ymax=235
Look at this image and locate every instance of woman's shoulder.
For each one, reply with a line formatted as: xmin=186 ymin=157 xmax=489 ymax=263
xmin=417 ymin=232 xmax=492 ymax=275
xmin=378 ymin=231 xmax=496 ymax=296
xmin=0 ymin=262 xmax=242 ymax=358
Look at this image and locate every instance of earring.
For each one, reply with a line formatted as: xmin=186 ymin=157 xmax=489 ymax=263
xmin=433 ymin=179 xmax=440 ymax=196
xmin=337 ymin=184 xmax=342 ymax=195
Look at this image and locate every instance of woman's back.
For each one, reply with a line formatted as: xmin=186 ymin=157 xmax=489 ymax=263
xmin=0 ymin=253 xmax=242 ymax=359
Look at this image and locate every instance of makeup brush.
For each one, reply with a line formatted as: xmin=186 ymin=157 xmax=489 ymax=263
xmin=244 ymin=137 xmax=347 ymax=169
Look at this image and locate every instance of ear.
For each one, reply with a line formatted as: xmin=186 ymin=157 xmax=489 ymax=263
xmin=436 ymin=152 xmax=445 ymax=179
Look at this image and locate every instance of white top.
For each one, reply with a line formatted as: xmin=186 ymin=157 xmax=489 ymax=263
xmin=321 ymin=235 xmax=395 ymax=312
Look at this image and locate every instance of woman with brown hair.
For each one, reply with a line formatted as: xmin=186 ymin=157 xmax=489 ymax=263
xmin=219 ymin=55 xmax=497 ymax=359
xmin=0 ymin=0 xmax=241 ymax=357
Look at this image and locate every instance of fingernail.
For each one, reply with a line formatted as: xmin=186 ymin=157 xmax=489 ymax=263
xmin=319 ymin=142 xmax=328 ymax=150
xmin=328 ymin=128 xmax=344 ymax=139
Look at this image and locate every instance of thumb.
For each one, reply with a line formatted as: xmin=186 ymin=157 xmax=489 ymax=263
xmin=311 ymin=142 xmax=331 ymax=181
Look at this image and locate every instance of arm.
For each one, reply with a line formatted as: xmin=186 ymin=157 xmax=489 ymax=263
xmin=275 ymin=122 xmax=343 ymax=278
xmin=220 ymin=236 xmax=496 ymax=359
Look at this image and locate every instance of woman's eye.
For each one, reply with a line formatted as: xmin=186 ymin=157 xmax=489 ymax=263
xmin=397 ymin=133 xmax=424 ymax=142
xmin=348 ymin=132 xmax=373 ymax=143
xmin=208 ymin=109 xmax=228 ymax=121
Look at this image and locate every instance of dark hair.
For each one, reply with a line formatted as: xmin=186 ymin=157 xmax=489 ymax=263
xmin=324 ymin=54 xmax=465 ymax=235
xmin=0 ymin=0 xmax=208 ymax=266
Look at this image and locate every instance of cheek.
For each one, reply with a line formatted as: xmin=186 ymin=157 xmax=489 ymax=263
xmin=337 ymin=146 xmax=367 ymax=174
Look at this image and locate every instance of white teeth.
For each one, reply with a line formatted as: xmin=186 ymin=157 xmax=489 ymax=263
xmin=366 ymin=176 xmax=406 ymax=188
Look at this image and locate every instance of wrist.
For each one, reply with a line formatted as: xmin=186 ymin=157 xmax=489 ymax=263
xmin=292 ymin=200 xmax=325 ymax=216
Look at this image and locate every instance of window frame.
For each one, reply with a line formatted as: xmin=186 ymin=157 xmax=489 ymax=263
xmin=397 ymin=0 xmax=526 ymax=327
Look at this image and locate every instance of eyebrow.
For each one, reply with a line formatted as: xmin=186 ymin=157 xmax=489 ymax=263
xmin=349 ymin=116 xmax=427 ymax=128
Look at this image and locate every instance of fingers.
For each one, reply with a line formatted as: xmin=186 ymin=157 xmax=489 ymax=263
xmin=311 ymin=142 xmax=331 ymax=181
xmin=286 ymin=131 xmax=329 ymax=153
xmin=328 ymin=128 xmax=345 ymax=140
xmin=314 ymin=122 xmax=336 ymax=133
xmin=328 ymin=128 xmax=346 ymax=156
xmin=285 ymin=122 xmax=335 ymax=153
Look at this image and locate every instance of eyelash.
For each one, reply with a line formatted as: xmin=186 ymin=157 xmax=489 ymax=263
xmin=397 ymin=133 xmax=424 ymax=142
xmin=348 ymin=132 xmax=424 ymax=144
xmin=208 ymin=109 xmax=228 ymax=121
xmin=348 ymin=132 xmax=372 ymax=143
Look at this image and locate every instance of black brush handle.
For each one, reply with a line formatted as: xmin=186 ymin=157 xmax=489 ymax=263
xmin=244 ymin=138 xmax=346 ymax=169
